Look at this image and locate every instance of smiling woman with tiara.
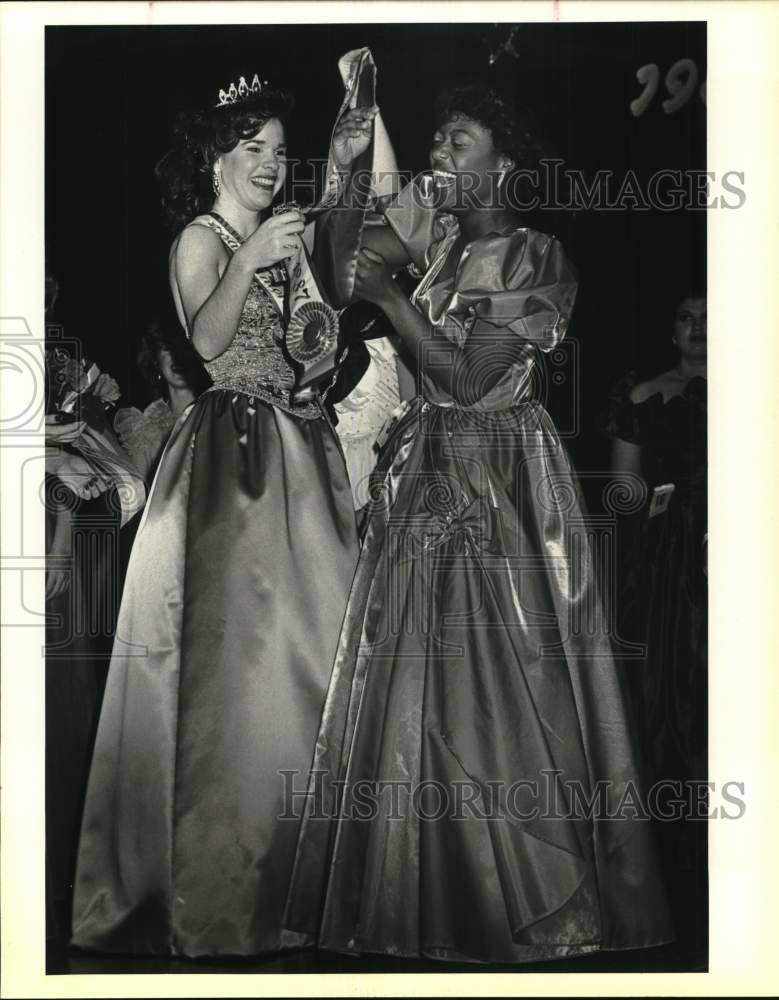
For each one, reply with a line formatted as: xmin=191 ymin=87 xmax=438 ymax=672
xmin=69 ymin=75 xmax=358 ymax=958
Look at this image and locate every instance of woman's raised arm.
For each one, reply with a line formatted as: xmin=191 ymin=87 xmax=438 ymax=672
xmin=328 ymin=105 xmax=413 ymax=273
xmin=173 ymin=210 xmax=304 ymax=361
xmin=359 ymin=224 xmax=411 ymax=271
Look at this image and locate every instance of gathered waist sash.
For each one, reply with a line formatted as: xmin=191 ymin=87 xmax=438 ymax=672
xmin=375 ymin=394 xmax=551 ymax=450
xmin=201 ymin=383 xmax=324 ymax=421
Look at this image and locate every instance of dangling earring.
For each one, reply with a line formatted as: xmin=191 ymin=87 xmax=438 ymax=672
xmin=212 ymin=165 xmax=221 ymax=197
xmin=497 ymin=169 xmax=507 ymax=190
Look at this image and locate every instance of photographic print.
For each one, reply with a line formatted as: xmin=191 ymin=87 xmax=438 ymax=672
xmin=2 ymin=3 xmax=778 ymax=997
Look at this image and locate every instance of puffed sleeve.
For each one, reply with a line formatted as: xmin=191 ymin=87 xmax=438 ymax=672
xmin=113 ymin=400 xmax=174 ymax=483
xmin=599 ymin=372 xmax=642 ymax=444
xmin=380 ymin=174 xmax=456 ymax=272
xmin=450 ymin=229 xmax=578 ymax=352
xmin=613 ymin=396 xmax=643 ymax=444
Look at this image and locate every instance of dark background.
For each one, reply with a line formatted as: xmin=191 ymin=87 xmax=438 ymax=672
xmin=46 ymin=21 xmax=706 ymax=477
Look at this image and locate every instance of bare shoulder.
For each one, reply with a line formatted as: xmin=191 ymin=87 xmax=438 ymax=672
xmin=171 ymin=222 xmax=226 ymax=271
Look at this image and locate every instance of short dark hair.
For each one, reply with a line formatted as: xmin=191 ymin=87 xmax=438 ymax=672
xmin=137 ymin=318 xmax=212 ymax=400
xmin=155 ymin=86 xmax=294 ymax=230
xmin=434 ymin=84 xmax=543 ymax=174
xmin=670 ymin=267 xmax=707 ymax=317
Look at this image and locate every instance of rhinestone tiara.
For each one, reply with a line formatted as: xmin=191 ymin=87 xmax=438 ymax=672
xmin=215 ymin=74 xmax=269 ymax=108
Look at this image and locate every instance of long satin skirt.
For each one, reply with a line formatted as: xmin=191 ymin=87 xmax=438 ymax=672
xmin=283 ymin=398 xmax=674 ymax=963
xmin=70 ymin=388 xmax=358 ymax=957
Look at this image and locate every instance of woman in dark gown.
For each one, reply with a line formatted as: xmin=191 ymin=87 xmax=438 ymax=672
xmin=283 ymin=85 xmax=673 ymax=963
xmin=70 ymin=79 xmax=358 ymax=958
xmin=610 ymin=290 xmax=708 ymax=963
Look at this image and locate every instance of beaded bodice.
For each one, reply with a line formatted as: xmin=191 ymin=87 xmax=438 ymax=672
xmin=188 ymin=214 xmax=321 ymax=419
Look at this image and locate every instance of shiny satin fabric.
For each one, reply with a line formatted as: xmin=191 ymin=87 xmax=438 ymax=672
xmin=282 ymin=174 xmax=672 ymax=961
xmin=71 ymin=389 xmax=358 ymax=957
xmin=283 ymin=398 xmax=674 ymax=962
xmin=381 ymin=177 xmax=579 ymax=412
xmin=313 ymin=53 xmax=376 ymax=309
xmin=312 ymin=48 xmax=399 ymax=309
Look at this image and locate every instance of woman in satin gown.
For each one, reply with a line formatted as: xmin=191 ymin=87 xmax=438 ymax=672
xmin=70 ymin=83 xmax=358 ymax=957
xmin=283 ymin=86 xmax=673 ymax=963
xmin=610 ymin=291 xmax=708 ymax=962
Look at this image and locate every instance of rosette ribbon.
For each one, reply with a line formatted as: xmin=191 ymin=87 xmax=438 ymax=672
xmin=285 ymin=47 xmax=400 ymax=395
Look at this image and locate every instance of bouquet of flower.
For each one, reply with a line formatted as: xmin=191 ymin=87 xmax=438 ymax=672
xmin=46 ymin=346 xmax=122 ymax=432
xmin=45 ymin=346 xmax=146 ymax=525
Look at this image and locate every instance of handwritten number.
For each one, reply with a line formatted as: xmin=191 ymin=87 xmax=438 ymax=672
xmin=662 ymin=58 xmax=699 ymax=115
xmin=630 ymin=63 xmax=660 ymax=117
xmin=630 ymin=59 xmax=705 ymax=115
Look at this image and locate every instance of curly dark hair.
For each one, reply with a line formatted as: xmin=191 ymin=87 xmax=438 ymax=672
xmin=137 ymin=318 xmax=212 ymax=401
xmin=664 ymin=262 xmax=707 ymax=320
xmin=434 ymin=84 xmax=544 ymax=176
xmin=155 ymin=86 xmax=295 ymax=230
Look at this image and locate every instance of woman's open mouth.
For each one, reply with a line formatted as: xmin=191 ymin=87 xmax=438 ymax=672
xmin=432 ymin=169 xmax=457 ymax=188
xmin=250 ymin=175 xmax=277 ymax=190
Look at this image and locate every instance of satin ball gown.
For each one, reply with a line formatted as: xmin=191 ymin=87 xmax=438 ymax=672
xmin=70 ymin=212 xmax=359 ymax=957
xmin=282 ymin=179 xmax=674 ymax=963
